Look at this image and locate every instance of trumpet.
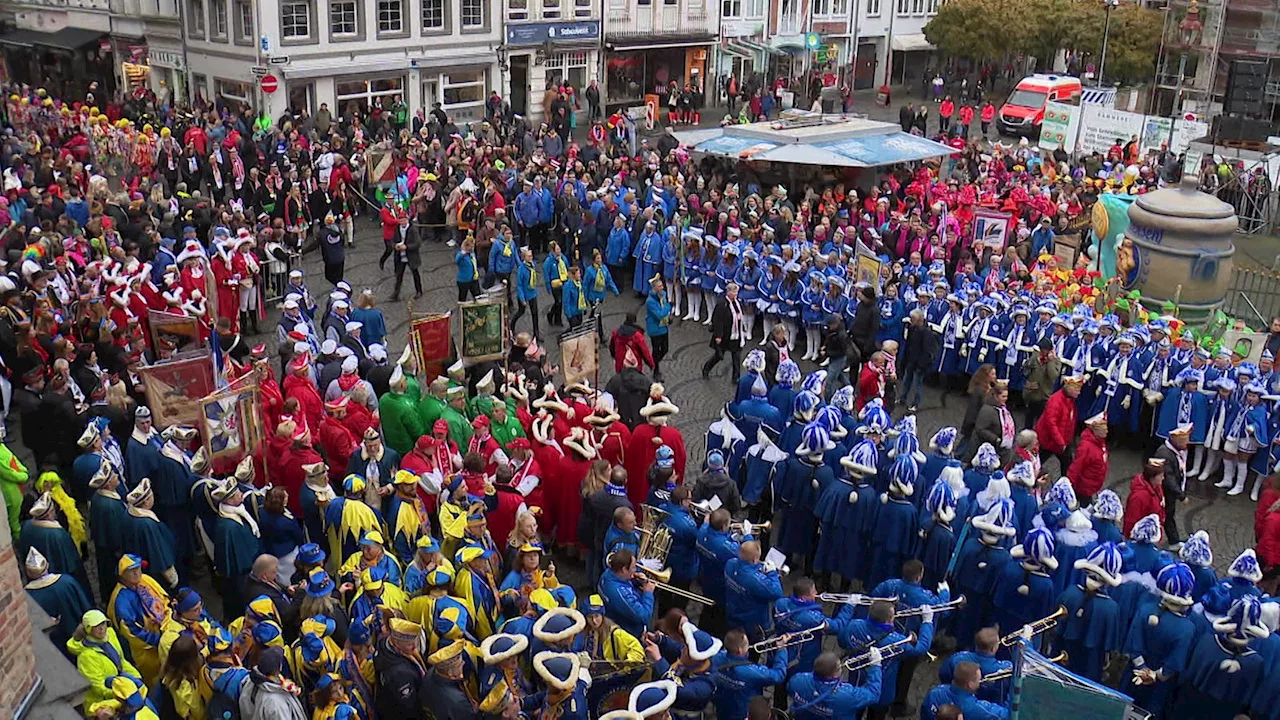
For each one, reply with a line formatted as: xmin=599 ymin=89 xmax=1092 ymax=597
xmin=817 ymin=593 xmax=900 ymax=606
xmin=896 ymin=596 xmax=966 ymax=618
xmin=730 ymin=520 xmax=770 ymax=537
xmin=981 ymin=653 xmax=1068 ymax=684
xmin=999 ymin=607 xmax=1067 ymax=647
xmin=843 ymin=634 xmax=917 ymax=672
xmin=750 ymin=623 xmax=827 ymax=654
xmin=635 ymin=567 xmax=716 ymax=606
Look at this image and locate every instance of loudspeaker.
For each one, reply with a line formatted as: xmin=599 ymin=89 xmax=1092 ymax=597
xmin=1225 ymin=58 xmax=1270 ymax=117
xmin=1213 ymin=115 xmax=1278 ymax=145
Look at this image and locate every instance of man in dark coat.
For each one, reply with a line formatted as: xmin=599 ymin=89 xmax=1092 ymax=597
xmin=605 ymin=353 xmax=652 ymax=429
xmin=392 ymin=225 xmax=423 ymax=301
xmin=702 ymin=282 xmax=747 ymax=383
xmin=580 ymin=466 xmax=633 ymax=589
xmin=848 ymin=285 xmax=880 ymax=361
xmin=376 ymin=618 xmax=428 ymax=719
xmin=244 ymin=554 xmax=298 ymax=641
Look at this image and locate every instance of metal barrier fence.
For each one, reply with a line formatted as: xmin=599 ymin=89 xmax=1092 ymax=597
xmin=263 ymin=251 xmax=302 ymax=304
xmin=1224 ymin=265 xmax=1280 ymax=326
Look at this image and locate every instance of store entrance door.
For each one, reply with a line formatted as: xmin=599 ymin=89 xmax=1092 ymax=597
xmin=510 ymin=55 xmax=529 ymax=116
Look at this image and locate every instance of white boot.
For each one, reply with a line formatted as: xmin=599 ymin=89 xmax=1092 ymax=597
xmin=691 ymin=293 xmax=702 ymax=322
xmin=1189 ymin=446 xmax=1205 ymax=478
xmin=785 ymin=322 xmax=797 ymax=351
xmin=1199 ymin=451 xmax=1220 ymax=482
xmin=1228 ymin=463 xmax=1248 ymax=496
xmin=1215 ymin=457 xmax=1236 ymax=488
xmin=761 ymin=317 xmax=774 ymax=346
xmin=682 ymin=291 xmax=696 ymax=320
xmin=1251 ymin=468 xmax=1266 ymax=502
xmin=803 ymin=329 xmax=816 ymax=361
xmin=744 ymin=311 xmax=755 ymax=340
xmin=702 ymin=296 xmax=714 ymax=325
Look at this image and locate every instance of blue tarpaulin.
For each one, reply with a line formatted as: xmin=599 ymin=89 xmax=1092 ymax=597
xmin=676 ymin=118 xmax=955 ymax=168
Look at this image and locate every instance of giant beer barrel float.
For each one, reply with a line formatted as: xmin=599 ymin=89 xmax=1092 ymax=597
xmin=1092 ymin=182 xmax=1238 ymax=324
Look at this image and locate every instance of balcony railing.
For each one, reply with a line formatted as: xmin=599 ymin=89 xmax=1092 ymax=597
xmin=605 ymin=4 xmax=716 ymax=37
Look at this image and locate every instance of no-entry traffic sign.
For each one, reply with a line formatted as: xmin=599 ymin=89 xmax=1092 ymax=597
xmin=260 ymin=74 xmax=279 ymax=94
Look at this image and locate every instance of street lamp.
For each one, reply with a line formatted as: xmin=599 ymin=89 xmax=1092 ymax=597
xmin=1097 ymin=0 xmax=1120 ymax=86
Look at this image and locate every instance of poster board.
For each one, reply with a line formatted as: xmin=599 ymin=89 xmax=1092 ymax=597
xmin=1038 ymin=101 xmax=1081 ymax=153
xmin=410 ymin=313 xmax=452 ymax=371
xmin=972 ymin=209 xmax=1012 ymax=252
xmin=1075 ymin=104 xmax=1209 ymax=157
xmin=138 ymin=354 xmax=218 ymax=428
xmin=560 ymin=324 xmax=599 ymax=387
xmin=458 ymin=299 xmax=507 ymax=363
xmin=200 ymin=384 xmax=264 ymax=460
xmin=1220 ymin=329 xmax=1269 ymax=364
xmin=855 ymin=254 xmax=882 ymax=291
xmin=148 ymin=309 xmax=205 ymax=360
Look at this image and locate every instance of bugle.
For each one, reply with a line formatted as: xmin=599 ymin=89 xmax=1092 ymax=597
xmin=981 ymin=653 xmax=1068 ymax=684
xmin=817 ymin=593 xmax=900 ymax=606
xmin=896 ymin=596 xmax=966 ymax=618
xmin=749 ymin=623 xmax=827 ymax=654
xmin=730 ymin=520 xmax=770 ymax=537
xmin=635 ymin=567 xmax=716 ymax=606
xmin=999 ymin=607 xmax=1067 ymax=647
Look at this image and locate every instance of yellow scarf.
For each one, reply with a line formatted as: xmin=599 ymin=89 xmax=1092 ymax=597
xmin=502 ymin=240 xmax=512 ymax=257
xmin=527 ymin=262 xmax=537 ymax=288
xmin=576 ymin=281 xmax=586 ymax=311
xmin=594 ymin=266 xmax=605 ymax=292
xmin=553 ymin=257 xmax=567 ymax=288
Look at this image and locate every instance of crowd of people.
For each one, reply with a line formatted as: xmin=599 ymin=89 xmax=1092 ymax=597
xmin=3 ymin=70 xmax=1280 ymax=720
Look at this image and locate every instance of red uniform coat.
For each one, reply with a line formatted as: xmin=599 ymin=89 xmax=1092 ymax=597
xmin=856 ymin=365 xmax=884 ymax=413
xmin=566 ymin=400 xmax=593 ymax=430
xmin=260 ymin=375 xmax=285 ymax=433
xmin=283 ymin=374 xmax=325 ymax=433
xmin=401 ymin=440 xmax=460 ymax=518
xmin=211 ymin=254 xmax=240 ymax=329
xmin=590 ymin=423 xmax=631 ymax=469
xmin=624 ymin=424 xmax=687 ymax=510
xmin=277 ymin=445 xmax=324 ymax=516
xmin=466 ymin=433 xmax=504 ymax=477
xmin=532 ymin=442 xmax=566 ymax=529
xmin=318 ymin=415 xmax=359 ymax=486
xmin=488 ymin=486 xmax=526 ymax=554
xmin=1256 ymin=488 xmax=1280 ymax=542
xmin=1067 ymin=431 xmax=1109 ymax=499
xmin=1258 ymin=508 xmax=1280 ymax=571
xmin=555 ymin=452 xmax=592 ymax=547
xmin=341 ymin=402 xmax=377 ymax=441
xmin=1034 ymin=390 xmax=1077 ymax=455
xmin=509 ymin=458 xmax=546 ymax=514
xmin=1122 ymin=473 xmax=1165 ymax=538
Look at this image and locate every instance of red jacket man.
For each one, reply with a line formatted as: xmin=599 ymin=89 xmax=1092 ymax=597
xmin=380 ymin=201 xmax=407 ymax=243
xmin=856 ymin=362 xmax=885 ymax=413
xmin=283 ymin=356 xmax=324 ymax=432
xmin=1035 ymin=383 xmax=1080 ymax=455
xmin=1122 ymin=462 xmax=1166 ymax=537
xmin=1067 ymin=413 xmax=1109 ymax=501
xmin=318 ymin=398 xmax=359 ymax=487
xmin=624 ymin=386 xmax=686 ymax=510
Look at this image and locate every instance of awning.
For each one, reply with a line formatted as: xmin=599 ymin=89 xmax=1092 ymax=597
xmin=721 ymin=42 xmax=752 ymax=60
xmin=0 ymin=26 xmax=105 ymax=52
xmin=741 ymin=39 xmax=784 ymax=56
xmin=674 ymin=117 xmax=956 ymax=168
xmin=890 ymin=34 xmax=934 ymax=53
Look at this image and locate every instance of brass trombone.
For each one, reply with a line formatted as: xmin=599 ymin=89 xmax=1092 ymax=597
xmin=981 ymin=653 xmax=1068 ymax=684
xmin=817 ymin=594 xmax=901 ymax=606
xmin=896 ymin=596 xmax=966 ymax=617
xmin=843 ymin=634 xmax=917 ymax=672
xmin=749 ymin=623 xmax=828 ymax=654
xmin=634 ymin=566 xmax=716 ymax=606
xmin=999 ymin=607 xmax=1067 ymax=647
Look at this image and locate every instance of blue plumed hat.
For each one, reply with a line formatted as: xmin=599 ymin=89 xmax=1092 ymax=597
xmin=1074 ymin=542 xmax=1123 ymax=587
xmin=929 ymin=426 xmax=958 ymax=455
xmin=680 ymin=621 xmax=723 ymax=661
xmin=800 ymin=370 xmax=827 ymax=396
xmin=1091 ymin=489 xmax=1123 ymax=522
xmin=973 ymin=443 xmax=1001 ymax=471
xmin=924 ymin=479 xmax=956 ymax=520
xmin=776 ymin=359 xmax=801 ymax=386
xmin=1045 ymin=477 xmax=1078 ymax=511
xmin=885 ymin=455 xmax=918 ymax=498
xmin=1129 ymin=513 xmax=1162 ymax=544
xmin=1011 ymin=527 xmax=1059 ymax=572
xmin=841 ymin=440 xmax=879 ymax=479
xmin=629 ymin=681 xmax=678 ymax=717
xmin=742 ymin=349 xmax=766 ymax=374
xmin=1213 ymin=596 xmax=1271 ymax=645
xmin=830 ymin=385 xmax=855 ymax=412
xmin=1155 ymin=562 xmax=1196 ymax=609
xmin=1229 ymin=548 xmax=1263 ymax=583
xmin=972 ymin=498 xmax=1016 ymax=538
xmin=1179 ymin=530 xmax=1213 ymax=567
xmin=793 ymin=391 xmax=820 ymax=420
xmin=799 ymin=422 xmax=834 ymax=458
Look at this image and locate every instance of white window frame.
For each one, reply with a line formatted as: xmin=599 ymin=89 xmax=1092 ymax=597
xmin=330 ymin=0 xmax=358 ymax=36
xmin=811 ymin=0 xmax=828 ymax=17
xmin=335 ymin=76 xmax=406 ymax=109
xmin=234 ymin=0 xmax=253 ymax=41
xmin=910 ymin=0 xmax=923 ymax=14
xmin=281 ymin=1 xmax=312 ymax=39
xmin=866 ymin=0 xmax=880 ymax=16
xmin=461 ymin=0 xmax=486 ymax=28
xmin=216 ymin=78 xmax=251 ymax=103
xmin=573 ymin=0 xmax=591 ymax=17
xmin=421 ymin=0 xmax=446 ymax=30
xmin=744 ymin=0 xmax=762 ymax=17
xmin=507 ymin=0 xmax=528 ymax=21
xmin=188 ymin=0 xmax=206 ymax=36
xmin=895 ymin=0 xmax=908 ymax=15
xmin=831 ymin=0 xmax=847 ymax=16
xmin=926 ymin=0 xmax=937 ymax=12
xmin=441 ymin=70 xmax=487 ymax=117
xmin=377 ymin=0 xmax=404 ymax=32
xmin=212 ymin=0 xmax=228 ymax=37
xmin=545 ymin=51 xmax=590 ymax=91
xmin=542 ymin=0 xmax=561 ymax=19
xmin=721 ymin=0 xmax=741 ymax=17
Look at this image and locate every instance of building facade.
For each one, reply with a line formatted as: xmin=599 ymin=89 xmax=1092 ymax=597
xmin=501 ymin=14 xmax=601 ymax=121
xmin=602 ymin=0 xmax=717 ymax=112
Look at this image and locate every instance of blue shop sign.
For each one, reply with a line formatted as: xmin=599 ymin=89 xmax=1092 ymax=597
xmin=506 ymin=20 xmax=601 ymax=46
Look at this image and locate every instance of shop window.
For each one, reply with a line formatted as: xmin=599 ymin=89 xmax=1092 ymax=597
xmin=546 ymin=51 xmax=589 ymax=93
xmin=542 ymin=0 xmax=560 ymax=19
xmin=442 ymin=70 xmax=486 ymax=120
xmin=281 ymin=0 xmax=314 ymax=39
xmin=461 ymin=0 xmax=486 ymax=28
xmin=508 ymin=0 xmax=528 ymax=21
xmin=378 ymin=0 xmax=404 ymax=32
xmin=216 ymin=78 xmax=252 ymax=107
xmin=330 ymin=0 xmax=359 ymax=36
xmin=234 ymin=0 xmax=253 ymax=41
xmin=212 ymin=0 xmax=228 ymax=37
xmin=865 ymin=0 xmax=879 ymax=16
xmin=336 ymin=76 xmax=405 ymax=115
xmin=188 ymin=0 xmax=206 ymax=36
xmin=422 ymin=0 xmax=446 ymax=30
xmin=574 ymin=0 xmax=591 ymax=17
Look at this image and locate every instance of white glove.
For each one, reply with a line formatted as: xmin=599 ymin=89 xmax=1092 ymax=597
xmin=960 ymin=345 xmax=969 ymax=357
xmin=848 ymin=490 xmax=859 ymax=504
xmin=978 ymin=348 xmax=987 ymax=362
xmin=867 ymin=645 xmax=883 ymax=666
xmin=844 ymin=594 xmax=865 ymax=606
xmin=741 ymin=520 xmax=754 ymax=537
xmin=937 ymin=581 xmax=950 ymax=597
xmin=921 ymin=605 xmax=936 ymax=624
xmin=1122 ymin=395 xmax=1131 ymax=410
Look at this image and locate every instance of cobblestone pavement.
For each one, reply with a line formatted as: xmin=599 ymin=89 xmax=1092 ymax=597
xmin=28 ymin=195 xmax=1258 ymax=713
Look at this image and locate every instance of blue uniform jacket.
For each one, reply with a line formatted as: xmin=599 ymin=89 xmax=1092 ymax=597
xmin=515 ymin=262 xmax=539 ymax=302
xmin=921 ymin=684 xmax=1009 ymax=720
xmin=455 ymin=251 xmax=478 ymax=283
xmin=488 ymin=238 xmax=517 ymax=275
xmin=563 ymin=278 xmax=585 ymax=319
xmin=598 ymin=570 xmax=654 ymax=640
xmin=646 ymin=292 xmax=671 ymax=337
xmin=696 ymin=526 xmax=739 ymax=602
xmin=773 ymin=596 xmax=829 ymax=674
xmin=712 ymin=649 xmax=787 ymax=720
xmin=723 ymin=558 xmax=784 ymax=634
xmin=787 ymin=668 xmax=882 ymax=720
xmin=605 ymin=227 xmax=631 ymax=266
xmin=583 ymin=264 xmax=619 ymax=304
xmin=659 ymin=502 xmax=700 ymax=583
xmin=829 ymin=615 xmax=934 ymax=707
xmin=938 ymin=651 xmax=1010 ymax=704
